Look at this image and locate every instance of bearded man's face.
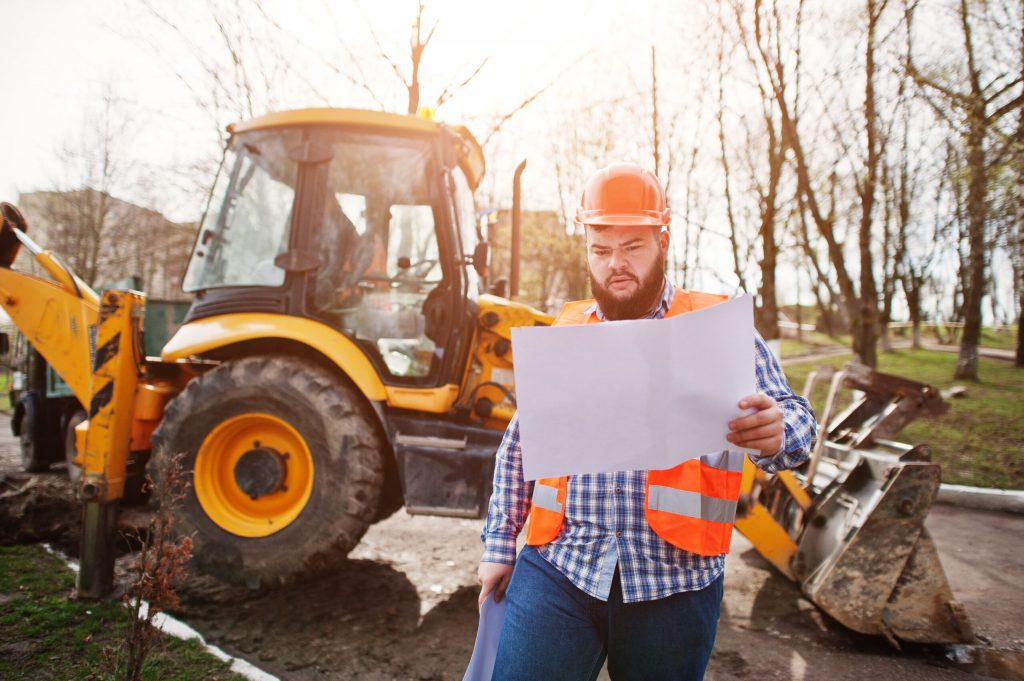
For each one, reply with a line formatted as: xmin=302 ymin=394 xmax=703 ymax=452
xmin=585 ymin=225 xmax=669 ymax=321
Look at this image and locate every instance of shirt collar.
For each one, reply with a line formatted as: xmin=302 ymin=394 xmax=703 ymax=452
xmin=589 ymin=277 xmax=674 ymax=321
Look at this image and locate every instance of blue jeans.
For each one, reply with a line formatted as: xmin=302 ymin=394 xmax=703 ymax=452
xmin=491 ymin=545 xmax=723 ymax=681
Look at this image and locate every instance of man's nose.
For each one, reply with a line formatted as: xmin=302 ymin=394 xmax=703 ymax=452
xmin=608 ymin=248 xmax=628 ymax=270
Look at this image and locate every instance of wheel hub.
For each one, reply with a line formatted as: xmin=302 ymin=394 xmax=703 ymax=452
xmin=233 ymin=444 xmax=288 ymax=500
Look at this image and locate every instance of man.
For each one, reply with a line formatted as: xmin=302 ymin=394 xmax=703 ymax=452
xmin=477 ymin=163 xmax=816 ymax=681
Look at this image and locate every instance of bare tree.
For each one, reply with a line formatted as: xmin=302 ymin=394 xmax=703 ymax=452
xmin=728 ymin=0 xmax=794 ymax=339
xmin=906 ymin=0 xmax=1024 ymax=378
xmin=746 ymin=0 xmax=895 ymax=366
xmin=28 ymin=92 xmax=135 ymax=287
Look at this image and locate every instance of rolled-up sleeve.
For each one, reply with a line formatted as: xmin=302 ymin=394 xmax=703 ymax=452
xmin=480 ymin=412 xmax=534 ymax=564
xmin=747 ymin=333 xmax=817 ymax=474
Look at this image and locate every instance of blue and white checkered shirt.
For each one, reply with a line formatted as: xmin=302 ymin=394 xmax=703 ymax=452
xmin=480 ymin=279 xmax=816 ymax=603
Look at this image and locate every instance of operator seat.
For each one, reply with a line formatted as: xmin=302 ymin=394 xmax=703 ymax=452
xmin=311 ymin=196 xmax=371 ymax=312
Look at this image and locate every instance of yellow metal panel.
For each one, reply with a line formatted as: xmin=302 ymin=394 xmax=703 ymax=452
xmin=449 ymin=124 xmax=486 ymax=190
xmin=477 ymin=294 xmax=554 ymax=335
xmin=384 ymin=384 xmax=460 ymax=414
xmin=734 ymin=504 xmax=798 ymax=580
xmin=161 ymin=313 xmax=389 ymax=401
xmin=776 ymin=470 xmax=813 ymax=511
xmin=0 ymin=268 xmax=98 ymax=406
xmin=740 ymin=453 xmax=760 ymax=494
xmin=230 ymin=108 xmax=441 ymax=136
xmin=81 ymin=290 xmax=145 ymax=503
xmin=129 ymin=380 xmax=179 ymax=451
xmin=229 ymin=108 xmax=486 ymax=190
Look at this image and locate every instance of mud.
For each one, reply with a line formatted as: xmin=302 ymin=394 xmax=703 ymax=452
xmin=0 ymin=470 xmax=153 ymax=557
xmin=0 ymin=471 xmax=80 ymax=553
xmin=1 ymin=416 xmax=1022 ymax=680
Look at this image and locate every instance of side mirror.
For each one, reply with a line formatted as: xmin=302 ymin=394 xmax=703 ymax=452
xmin=472 ymin=241 xmax=489 ymax=279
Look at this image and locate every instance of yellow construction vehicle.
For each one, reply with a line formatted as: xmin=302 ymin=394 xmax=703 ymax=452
xmin=0 ymin=107 xmax=972 ymax=650
xmin=0 ymin=108 xmax=547 ymax=595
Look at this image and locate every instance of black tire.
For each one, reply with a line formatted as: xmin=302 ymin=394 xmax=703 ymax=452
xmin=18 ymin=392 xmax=49 ymax=473
xmin=63 ymin=408 xmax=87 ymax=484
xmin=150 ymin=356 xmax=385 ymax=588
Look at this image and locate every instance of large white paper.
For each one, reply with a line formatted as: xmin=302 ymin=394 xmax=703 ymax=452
xmin=462 ymin=593 xmax=507 ymax=681
xmin=510 ymin=295 xmax=755 ymax=481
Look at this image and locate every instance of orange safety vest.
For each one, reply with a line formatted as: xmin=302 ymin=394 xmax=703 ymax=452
xmin=523 ymin=287 xmax=745 ymax=556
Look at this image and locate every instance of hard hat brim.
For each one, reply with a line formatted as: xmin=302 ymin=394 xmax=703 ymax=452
xmin=574 ymin=210 xmax=671 ymax=227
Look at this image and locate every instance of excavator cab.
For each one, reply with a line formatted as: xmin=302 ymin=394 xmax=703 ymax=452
xmin=180 ymin=110 xmax=484 ymax=388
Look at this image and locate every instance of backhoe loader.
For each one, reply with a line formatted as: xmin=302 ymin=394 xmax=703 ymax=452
xmin=0 ymin=107 xmax=973 ymax=650
xmin=1 ymin=108 xmax=547 ymax=596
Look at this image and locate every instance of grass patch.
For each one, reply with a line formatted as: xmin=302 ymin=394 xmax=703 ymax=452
xmin=779 ymin=332 xmax=851 ymax=358
xmin=0 ymin=544 xmax=245 ymax=681
xmin=980 ymin=327 xmax=1018 ymax=351
xmin=784 ymin=349 xmax=1024 ymax=490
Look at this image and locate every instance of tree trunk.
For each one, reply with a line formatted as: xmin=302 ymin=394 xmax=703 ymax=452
xmin=853 ymin=0 xmax=883 ymax=368
xmin=954 ymin=111 xmax=987 ymax=380
xmin=756 ymin=130 xmax=783 ymax=341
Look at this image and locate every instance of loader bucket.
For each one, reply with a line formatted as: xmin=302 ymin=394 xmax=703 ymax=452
xmin=737 ymin=362 xmax=976 ymax=647
xmin=794 ymin=455 xmax=972 ymax=644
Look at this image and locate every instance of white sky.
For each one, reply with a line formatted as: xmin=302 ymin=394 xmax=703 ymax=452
xmin=1 ymin=0 xmax=648 ymax=212
xmin=0 ymin=0 xmax=1017 ymax=319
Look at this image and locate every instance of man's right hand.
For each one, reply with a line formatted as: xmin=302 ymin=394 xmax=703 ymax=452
xmin=477 ymin=562 xmax=514 ymax=610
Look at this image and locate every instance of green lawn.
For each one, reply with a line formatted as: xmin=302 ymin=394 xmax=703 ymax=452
xmin=779 ymin=332 xmax=851 ymax=359
xmin=783 ymin=349 xmax=1024 ymax=489
xmin=0 ymin=544 xmax=245 ymax=681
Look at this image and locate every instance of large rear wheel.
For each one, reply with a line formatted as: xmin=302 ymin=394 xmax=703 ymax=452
xmin=151 ymin=356 xmax=385 ymax=588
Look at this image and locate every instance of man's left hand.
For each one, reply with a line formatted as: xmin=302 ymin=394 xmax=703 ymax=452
xmin=727 ymin=393 xmax=784 ymax=457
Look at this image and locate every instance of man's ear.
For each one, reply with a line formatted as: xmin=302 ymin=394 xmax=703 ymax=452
xmin=659 ymin=228 xmax=670 ymax=255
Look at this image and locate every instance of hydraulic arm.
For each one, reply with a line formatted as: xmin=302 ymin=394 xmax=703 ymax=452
xmin=0 ymin=203 xmax=143 ymax=597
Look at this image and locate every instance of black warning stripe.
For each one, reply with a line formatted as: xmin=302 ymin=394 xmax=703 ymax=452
xmin=88 ymin=380 xmax=115 ymax=418
xmin=92 ymin=332 xmax=121 ymax=371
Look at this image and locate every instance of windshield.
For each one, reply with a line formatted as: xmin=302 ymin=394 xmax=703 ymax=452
xmin=183 ymin=130 xmax=300 ymax=291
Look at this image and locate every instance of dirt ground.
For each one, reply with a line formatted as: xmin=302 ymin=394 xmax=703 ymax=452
xmin=1 ymin=415 xmax=1022 ymax=681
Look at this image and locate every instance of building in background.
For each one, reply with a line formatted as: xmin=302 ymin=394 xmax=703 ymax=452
xmin=16 ymin=189 xmax=195 ymax=301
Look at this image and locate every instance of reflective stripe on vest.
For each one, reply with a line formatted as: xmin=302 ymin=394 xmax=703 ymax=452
xmin=532 ymin=481 xmax=563 ymax=513
xmin=522 ymin=287 xmax=743 ymax=556
xmin=647 ymin=486 xmax=737 ymax=524
xmin=701 ymin=450 xmax=746 ymax=473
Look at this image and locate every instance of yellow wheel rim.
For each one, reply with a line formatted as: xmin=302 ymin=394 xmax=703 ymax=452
xmin=194 ymin=412 xmax=314 ymax=538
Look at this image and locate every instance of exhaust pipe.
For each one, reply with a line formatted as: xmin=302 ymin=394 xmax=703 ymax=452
xmin=510 ymin=159 xmax=527 ymax=300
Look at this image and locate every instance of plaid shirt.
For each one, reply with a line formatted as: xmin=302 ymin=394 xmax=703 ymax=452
xmin=480 ymin=279 xmax=817 ymax=603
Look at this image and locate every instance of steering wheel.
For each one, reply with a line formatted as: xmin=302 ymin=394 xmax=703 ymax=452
xmin=400 ymin=258 xmax=438 ymax=279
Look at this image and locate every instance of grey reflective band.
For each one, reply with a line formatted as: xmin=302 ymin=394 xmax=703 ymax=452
xmin=532 ymin=483 xmax=562 ymax=513
xmin=700 ymin=450 xmax=746 ymax=473
xmin=647 ymin=486 xmax=737 ymax=524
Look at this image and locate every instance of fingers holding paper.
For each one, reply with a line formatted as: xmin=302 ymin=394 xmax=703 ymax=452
xmin=727 ymin=392 xmax=784 ymax=457
xmin=478 ymin=562 xmax=514 ymax=610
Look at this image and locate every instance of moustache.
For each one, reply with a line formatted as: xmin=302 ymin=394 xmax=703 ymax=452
xmin=605 ymin=272 xmax=639 ymax=287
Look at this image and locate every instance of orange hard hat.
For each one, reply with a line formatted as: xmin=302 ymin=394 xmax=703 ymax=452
xmin=575 ymin=163 xmax=670 ymax=227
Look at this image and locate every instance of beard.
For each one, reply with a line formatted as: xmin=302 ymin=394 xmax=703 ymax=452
xmin=589 ymin=255 xmax=666 ymax=321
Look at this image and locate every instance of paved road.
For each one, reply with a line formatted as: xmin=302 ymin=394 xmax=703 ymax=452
xmin=1 ymin=413 xmax=1021 ymax=680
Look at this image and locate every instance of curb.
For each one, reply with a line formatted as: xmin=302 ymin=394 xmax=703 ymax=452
xmin=936 ymin=483 xmax=1024 ymax=515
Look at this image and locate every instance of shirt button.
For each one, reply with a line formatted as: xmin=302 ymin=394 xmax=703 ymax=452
xmin=616 ymin=530 xmax=623 ymax=538
xmin=615 ymin=486 xmax=623 ymax=494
